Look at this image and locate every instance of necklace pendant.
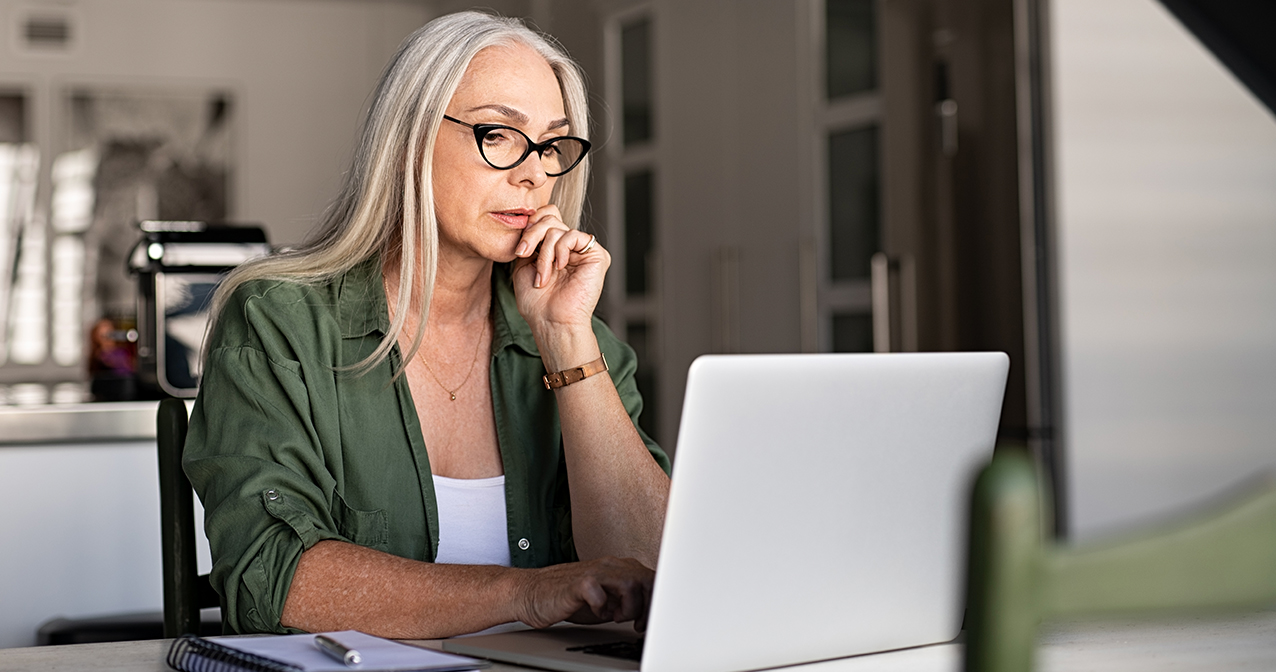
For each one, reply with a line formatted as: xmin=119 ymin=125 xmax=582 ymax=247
xmin=450 ymin=392 xmax=457 ymax=401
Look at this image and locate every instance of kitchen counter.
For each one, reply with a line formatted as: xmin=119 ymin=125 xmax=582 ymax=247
xmin=0 ymin=400 xmax=190 ymax=445
xmin=0 ymin=398 xmax=206 ymax=648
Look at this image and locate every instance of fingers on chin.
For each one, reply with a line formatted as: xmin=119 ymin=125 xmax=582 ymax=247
xmin=529 ymin=210 xmax=566 ymax=233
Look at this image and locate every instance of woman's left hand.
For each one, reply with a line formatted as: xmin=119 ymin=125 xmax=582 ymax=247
xmin=511 ymin=205 xmax=609 ymax=340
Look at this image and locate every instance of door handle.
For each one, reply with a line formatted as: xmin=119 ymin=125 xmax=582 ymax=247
xmin=871 ymin=253 xmax=918 ymax=353
xmin=871 ymin=253 xmax=891 ymax=353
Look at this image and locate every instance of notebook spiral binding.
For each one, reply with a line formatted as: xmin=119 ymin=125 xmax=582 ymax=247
xmin=167 ymin=634 xmax=305 ymax=672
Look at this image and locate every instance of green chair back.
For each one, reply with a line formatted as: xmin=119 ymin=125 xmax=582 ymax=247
xmin=963 ymin=450 xmax=1276 ymax=672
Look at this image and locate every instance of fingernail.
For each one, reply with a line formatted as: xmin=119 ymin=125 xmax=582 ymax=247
xmin=534 ymin=272 xmax=542 ymax=288
xmin=516 ymin=241 xmax=528 ymax=256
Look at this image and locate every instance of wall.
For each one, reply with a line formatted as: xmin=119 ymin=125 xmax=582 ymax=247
xmin=0 ymin=0 xmax=432 ymax=246
xmin=1053 ymin=0 xmax=1276 ymax=538
xmin=654 ymin=0 xmax=809 ymax=446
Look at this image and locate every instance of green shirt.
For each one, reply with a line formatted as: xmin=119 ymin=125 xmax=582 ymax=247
xmin=184 ymin=259 xmax=668 ymax=634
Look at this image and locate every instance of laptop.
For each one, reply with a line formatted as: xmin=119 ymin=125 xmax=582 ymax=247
xmin=444 ymin=352 xmax=1010 ymax=672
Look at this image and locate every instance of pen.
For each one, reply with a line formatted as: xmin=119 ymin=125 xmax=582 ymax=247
xmin=315 ymin=634 xmax=362 ymax=666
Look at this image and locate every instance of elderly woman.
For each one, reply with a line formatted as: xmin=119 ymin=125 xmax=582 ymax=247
xmin=185 ymin=12 xmax=670 ymax=638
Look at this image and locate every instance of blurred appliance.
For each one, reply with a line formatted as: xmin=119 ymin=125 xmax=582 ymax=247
xmin=129 ymin=221 xmax=269 ymax=398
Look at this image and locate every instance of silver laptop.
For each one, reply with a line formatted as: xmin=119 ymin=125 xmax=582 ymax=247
xmin=444 ymin=352 xmax=1009 ymax=672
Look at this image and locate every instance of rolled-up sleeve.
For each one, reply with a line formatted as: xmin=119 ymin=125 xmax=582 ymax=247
xmin=184 ymin=287 xmax=348 ymax=634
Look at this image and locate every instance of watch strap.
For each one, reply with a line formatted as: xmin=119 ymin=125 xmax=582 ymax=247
xmin=543 ymin=354 xmax=609 ymax=390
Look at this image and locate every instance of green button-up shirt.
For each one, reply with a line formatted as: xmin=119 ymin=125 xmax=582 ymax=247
xmin=184 ymin=259 xmax=668 ymax=634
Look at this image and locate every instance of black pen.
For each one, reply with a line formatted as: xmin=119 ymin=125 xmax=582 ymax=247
xmin=315 ymin=634 xmax=362 ymax=666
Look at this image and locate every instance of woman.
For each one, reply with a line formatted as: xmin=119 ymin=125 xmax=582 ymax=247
xmin=184 ymin=11 xmax=670 ymax=639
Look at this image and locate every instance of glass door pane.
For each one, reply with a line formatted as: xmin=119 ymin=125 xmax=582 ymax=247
xmin=624 ymin=170 xmax=655 ymax=297
xmin=828 ymin=125 xmax=879 ymax=281
xmin=621 ymin=19 xmax=653 ymax=146
xmin=826 ymin=0 xmax=877 ymax=99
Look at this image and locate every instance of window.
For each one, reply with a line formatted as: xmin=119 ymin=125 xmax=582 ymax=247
xmin=827 ymin=125 xmax=879 ymax=281
xmin=623 ymin=169 xmax=654 ymax=296
xmin=0 ymin=91 xmax=42 ymax=373
xmin=0 ymin=86 xmax=232 ymax=402
xmin=826 ymin=0 xmax=877 ymax=99
xmin=621 ymin=19 xmax=653 ymax=147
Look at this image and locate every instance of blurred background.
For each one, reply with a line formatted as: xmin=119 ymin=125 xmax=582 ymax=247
xmin=0 ymin=0 xmax=1272 ymax=649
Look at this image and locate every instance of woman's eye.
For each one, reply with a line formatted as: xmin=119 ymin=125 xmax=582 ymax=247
xmin=542 ymin=144 xmax=562 ymax=158
xmin=482 ymin=130 xmax=514 ymax=146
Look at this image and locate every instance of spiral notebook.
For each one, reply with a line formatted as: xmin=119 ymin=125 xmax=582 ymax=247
xmin=167 ymin=630 xmax=488 ymax=672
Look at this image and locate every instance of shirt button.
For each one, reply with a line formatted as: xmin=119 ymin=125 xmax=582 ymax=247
xmin=266 ymin=489 xmax=279 ymax=501
xmin=518 ymin=538 xmax=530 ymax=551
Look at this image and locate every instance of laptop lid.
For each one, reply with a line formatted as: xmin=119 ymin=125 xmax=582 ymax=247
xmin=640 ymin=352 xmax=1008 ymax=672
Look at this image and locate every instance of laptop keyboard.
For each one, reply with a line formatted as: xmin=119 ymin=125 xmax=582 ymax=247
xmin=566 ymin=639 xmax=645 ymax=661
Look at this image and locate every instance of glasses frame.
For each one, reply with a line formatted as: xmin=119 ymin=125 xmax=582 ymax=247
xmin=443 ymin=115 xmax=591 ymax=177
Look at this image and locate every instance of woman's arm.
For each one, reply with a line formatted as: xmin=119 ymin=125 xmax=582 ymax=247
xmin=536 ymin=331 xmax=670 ymax=568
xmin=280 ymin=540 xmax=654 ymax=638
xmin=512 ymin=205 xmax=672 ymax=568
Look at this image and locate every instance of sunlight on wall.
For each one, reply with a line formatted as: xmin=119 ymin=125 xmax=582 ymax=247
xmin=1054 ymin=0 xmax=1276 ymax=538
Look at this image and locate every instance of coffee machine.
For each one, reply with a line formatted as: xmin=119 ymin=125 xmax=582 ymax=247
xmin=129 ymin=221 xmax=269 ymax=398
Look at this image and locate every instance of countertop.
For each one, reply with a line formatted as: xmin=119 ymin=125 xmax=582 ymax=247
xmin=0 ymin=400 xmax=172 ymax=445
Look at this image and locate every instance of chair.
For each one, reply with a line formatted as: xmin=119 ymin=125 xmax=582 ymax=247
xmin=963 ymin=449 xmax=1276 ymax=672
xmin=157 ymin=398 xmax=222 ymax=637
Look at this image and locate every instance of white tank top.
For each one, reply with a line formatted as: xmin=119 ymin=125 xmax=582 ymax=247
xmin=431 ymin=474 xmax=512 ymax=567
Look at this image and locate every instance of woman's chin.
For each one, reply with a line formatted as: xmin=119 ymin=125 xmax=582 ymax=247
xmin=487 ymin=247 xmax=523 ymax=265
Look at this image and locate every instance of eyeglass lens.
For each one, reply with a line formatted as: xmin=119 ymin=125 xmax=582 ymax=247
xmin=479 ymin=127 xmax=586 ymax=176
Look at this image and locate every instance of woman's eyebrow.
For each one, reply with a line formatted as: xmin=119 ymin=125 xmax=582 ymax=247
xmin=466 ymin=104 xmax=570 ymax=131
xmin=467 ymin=103 xmax=528 ymax=124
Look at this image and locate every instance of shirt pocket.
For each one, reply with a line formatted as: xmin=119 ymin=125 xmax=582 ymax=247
xmin=331 ymin=490 xmax=389 ymax=550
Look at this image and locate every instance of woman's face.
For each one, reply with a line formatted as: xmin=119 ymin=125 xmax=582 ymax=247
xmin=433 ymin=43 xmax=569 ymax=264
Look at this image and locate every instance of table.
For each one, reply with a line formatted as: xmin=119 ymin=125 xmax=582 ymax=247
xmin=2 ymin=611 xmax=1273 ymax=672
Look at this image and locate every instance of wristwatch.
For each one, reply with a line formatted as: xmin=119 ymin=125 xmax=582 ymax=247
xmin=543 ymin=354 xmax=609 ymax=390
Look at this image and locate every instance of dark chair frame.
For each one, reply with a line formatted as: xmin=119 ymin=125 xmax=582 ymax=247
xmin=158 ymin=398 xmax=220 ymax=638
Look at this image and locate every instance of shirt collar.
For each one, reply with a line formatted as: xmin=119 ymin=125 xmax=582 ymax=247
xmin=337 ymin=257 xmax=540 ymax=358
xmin=336 ymin=257 xmax=389 ymax=339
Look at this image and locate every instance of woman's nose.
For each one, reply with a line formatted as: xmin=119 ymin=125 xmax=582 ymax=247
xmin=511 ymin=151 xmax=549 ymax=188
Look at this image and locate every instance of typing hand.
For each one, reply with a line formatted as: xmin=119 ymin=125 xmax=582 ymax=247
xmin=514 ymin=556 xmax=654 ymax=632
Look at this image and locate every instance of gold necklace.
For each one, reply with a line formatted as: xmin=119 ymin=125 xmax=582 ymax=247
xmin=420 ymin=319 xmax=486 ymax=401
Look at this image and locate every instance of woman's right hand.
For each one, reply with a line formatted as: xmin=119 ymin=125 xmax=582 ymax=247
xmin=513 ymin=557 xmax=654 ymax=631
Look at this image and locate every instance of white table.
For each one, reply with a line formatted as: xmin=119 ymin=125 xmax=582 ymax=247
xmin=1 ymin=610 xmax=1273 ymax=672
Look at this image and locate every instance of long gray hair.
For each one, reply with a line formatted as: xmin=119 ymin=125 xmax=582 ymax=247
xmin=207 ymin=11 xmax=590 ymax=373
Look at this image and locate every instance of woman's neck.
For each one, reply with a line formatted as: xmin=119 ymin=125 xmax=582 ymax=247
xmin=383 ymin=246 xmax=493 ymax=332
xmin=430 ymin=251 xmax=493 ymax=327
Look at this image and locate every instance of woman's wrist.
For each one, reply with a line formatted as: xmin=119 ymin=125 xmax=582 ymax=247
xmin=504 ymin=566 xmax=555 ymax=629
xmin=532 ymin=324 xmax=600 ymax=374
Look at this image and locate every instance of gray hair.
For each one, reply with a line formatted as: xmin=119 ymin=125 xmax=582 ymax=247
xmin=207 ymin=11 xmax=590 ymax=373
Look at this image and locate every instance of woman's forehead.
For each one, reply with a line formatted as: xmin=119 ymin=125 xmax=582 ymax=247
xmin=451 ymin=43 xmax=566 ymax=127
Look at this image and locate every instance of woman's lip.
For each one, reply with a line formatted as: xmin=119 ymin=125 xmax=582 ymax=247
xmin=491 ymin=211 xmax=531 ymax=228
